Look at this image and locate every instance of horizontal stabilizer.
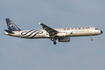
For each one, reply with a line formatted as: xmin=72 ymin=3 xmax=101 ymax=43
xmin=5 ymin=30 xmax=14 ymax=34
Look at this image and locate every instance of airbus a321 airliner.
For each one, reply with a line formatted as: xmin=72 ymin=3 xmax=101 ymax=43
xmin=4 ymin=18 xmax=103 ymax=45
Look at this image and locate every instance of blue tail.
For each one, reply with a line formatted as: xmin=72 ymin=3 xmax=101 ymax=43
xmin=5 ymin=18 xmax=21 ymax=31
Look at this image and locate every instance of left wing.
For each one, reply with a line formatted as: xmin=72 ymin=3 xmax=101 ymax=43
xmin=39 ymin=23 xmax=58 ymax=37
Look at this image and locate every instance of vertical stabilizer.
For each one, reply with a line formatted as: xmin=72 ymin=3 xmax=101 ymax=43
xmin=5 ymin=18 xmax=21 ymax=31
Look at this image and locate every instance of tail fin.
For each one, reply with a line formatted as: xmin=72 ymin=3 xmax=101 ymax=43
xmin=5 ymin=18 xmax=21 ymax=31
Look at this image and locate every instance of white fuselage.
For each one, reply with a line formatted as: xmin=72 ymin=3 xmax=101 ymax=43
xmin=4 ymin=27 xmax=102 ymax=39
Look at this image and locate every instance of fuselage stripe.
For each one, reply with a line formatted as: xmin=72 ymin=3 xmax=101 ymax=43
xmin=21 ymin=29 xmax=34 ymax=35
xmin=30 ymin=32 xmax=40 ymax=38
xmin=27 ymin=30 xmax=38 ymax=37
xmin=30 ymin=31 xmax=43 ymax=38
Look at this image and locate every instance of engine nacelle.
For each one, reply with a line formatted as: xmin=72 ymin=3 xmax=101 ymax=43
xmin=56 ymin=32 xmax=67 ymax=37
xmin=58 ymin=38 xmax=70 ymax=42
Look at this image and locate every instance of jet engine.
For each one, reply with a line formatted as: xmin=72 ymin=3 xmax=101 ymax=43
xmin=58 ymin=38 xmax=70 ymax=42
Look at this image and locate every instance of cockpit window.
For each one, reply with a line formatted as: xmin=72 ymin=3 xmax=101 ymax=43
xmin=95 ymin=28 xmax=99 ymax=30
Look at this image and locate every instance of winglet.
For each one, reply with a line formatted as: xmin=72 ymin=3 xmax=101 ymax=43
xmin=39 ymin=23 xmax=44 ymax=25
xmin=39 ymin=23 xmax=41 ymax=25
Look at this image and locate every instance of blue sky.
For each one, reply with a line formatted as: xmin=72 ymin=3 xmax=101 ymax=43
xmin=0 ymin=0 xmax=105 ymax=70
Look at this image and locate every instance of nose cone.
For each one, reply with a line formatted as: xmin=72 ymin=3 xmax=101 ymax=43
xmin=100 ymin=30 xmax=103 ymax=34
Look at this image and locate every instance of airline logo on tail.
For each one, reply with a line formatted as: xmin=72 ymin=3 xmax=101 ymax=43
xmin=6 ymin=18 xmax=21 ymax=31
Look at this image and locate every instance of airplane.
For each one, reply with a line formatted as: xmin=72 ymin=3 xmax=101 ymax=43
xmin=4 ymin=18 xmax=103 ymax=45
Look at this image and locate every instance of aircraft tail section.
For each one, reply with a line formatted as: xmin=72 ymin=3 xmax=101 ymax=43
xmin=5 ymin=18 xmax=21 ymax=31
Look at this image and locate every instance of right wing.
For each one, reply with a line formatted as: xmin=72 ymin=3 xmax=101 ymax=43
xmin=39 ymin=23 xmax=58 ymax=37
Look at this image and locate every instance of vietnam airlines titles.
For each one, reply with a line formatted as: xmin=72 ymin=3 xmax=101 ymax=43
xmin=4 ymin=18 xmax=103 ymax=45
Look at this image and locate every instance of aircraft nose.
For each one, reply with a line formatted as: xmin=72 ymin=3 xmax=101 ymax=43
xmin=100 ymin=30 xmax=103 ymax=34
